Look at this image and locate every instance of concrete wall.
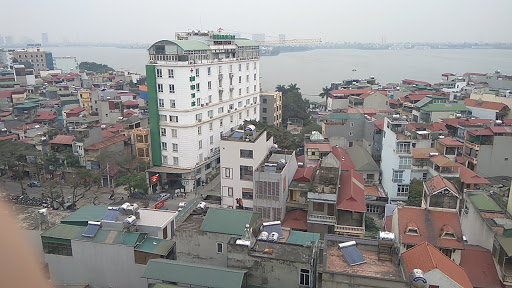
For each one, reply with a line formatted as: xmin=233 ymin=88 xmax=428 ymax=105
xmin=424 ymin=269 xmax=463 ymax=288
xmin=329 ymin=98 xmax=350 ymax=111
xmin=363 ymin=92 xmax=389 ymax=110
xmin=470 ymin=93 xmax=512 ymax=119
xmin=321 ymin=272 xmax=409 ymax=288
xmin=460 ymin=195 xmax=495 ymax=251
xmin=323 ymin=118 xmax=374 ymax=149
xmin=430 ymin=111 xmax=458 ymax=122
xmin=45 ymin=240 xmax=147 ymax=288
xmin=175 ymin=229 xmax=231 ymax=267
xmin=227 ymin=240 xmax=314 ymax=288
xmin=467 ymin=106 xmax=498 ymax=120
xmin=476 ymin=136 xmax=512 ymax=177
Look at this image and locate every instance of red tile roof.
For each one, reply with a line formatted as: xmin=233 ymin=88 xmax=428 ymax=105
xmin=20 ymin=138 xmax=32 ymax=143
xmin=402 ymin=242 xmax=473 ymax=288
xmin=407 ymin=122 xmax=428 ymax=131
xmin=331 ymin=146 xmax=356 ymax=171
xmin=364 ymin=186 xmax=379 ymax=197
xmin=0 ymin=134 xmax=18 ymax=141
xmin=460 ymin=245 xmax=501 ymax=288
xmin=106 ymin=124 xmax=124 ymax=133
xmin=293 ymin=168 xmax=314 ymax=182
xmin=402 ymin=79 xmax=431 ymax=87
xmin=49 ymin=135 xmax=75 ymax=145
xmin=456 ymin=163 xmax=491 ymax=185
xmin=427 ymin=122 xmax=448 ymax=132
xmin=123 ymin=109 xmax=136 ymax=118
xmin=13 ymin=123 xmax=43 ymax=131
xmin=296 ymin=155 xmax=305 ymax=165
xmin=103 ymin=165 xmax=121 ymax=177
xmin=282 ymin=209 xmax=307 ymax=231
xmin=34 ymin=111 xmax=57 ymax=122
xmin=425 ymin=175 xmax=459 ymax=195
xmin=405 ymin=94 xmax=428 ymax=101
xmin=0 ymin=111 xmax=12 ymax=117
xmin=465 ymin=99 xmax=508 ymax=111
xmin=464 ymin=72 xmax=486 ymax=76
xmin=123 ymin=100 xmax=139 ymax=107
xmin=430 ymin=155 xmax=460 ymax=168
xmin=442 ymin=73 xmax=455 ymax=77
xmin=467 ymin=128 xmax=494 ymax=136
xmin=396 ymin=207 xmax=464 ymax=249
xmin=101 ymin=130 xmax=116 ymax=138
xmin=337 ymin=170 xmax=366 ymax=212
xmin=437 ymin=137 xmax=464 ymax=147
xmin=489 ymin=126 xmax=512 ymax=135
xmin=305 ymin=142 xmax=332 ymax=152
xmin=373 ymin=119 xmax=385 ymax=130
xmin=360 ymin=90 xmax=387 ymax=99
xmin=84 ymin=134 xmax=127 ymax=151
xmin=345 ymin=108 xmax=377 ymax=115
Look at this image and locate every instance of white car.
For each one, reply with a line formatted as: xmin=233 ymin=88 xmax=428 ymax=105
xmin=159 ymin=193 xmax=171 ymax=201
xmin=178 ymin=202 xmax=187 ymax=212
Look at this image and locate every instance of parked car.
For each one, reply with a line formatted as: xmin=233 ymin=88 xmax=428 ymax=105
xmin=27 ymin=181 xmax=41 ymax=187
xmin=158 ymin=193 xmax=171 ymax=201
xmin=178 ymin=202 xmax=187 ymax=212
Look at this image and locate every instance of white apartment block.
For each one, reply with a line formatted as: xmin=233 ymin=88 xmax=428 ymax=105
xmin=220 ymin=128 xmax=273 ymax=209
xmin=146 ymin=30 xmax=260 ymax=193
xmin=381 ymin=117 xmax=432 ymax=202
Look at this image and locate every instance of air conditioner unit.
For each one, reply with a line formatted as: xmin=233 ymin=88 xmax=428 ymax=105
xmin=201 ymin=104 xmax=205 ymax=107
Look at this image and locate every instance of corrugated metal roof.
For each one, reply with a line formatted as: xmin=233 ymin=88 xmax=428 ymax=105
xmin=142 ymin=259 xmax=246 ymax=288
xmin=41 ymin=224 xmax=144 ymax=246
xmin=469 ymin=194 xmax=502 ymax=212
xmin=172 ymin=40 xmax=211 ymax=51
xmin=135 ymin=237 xmax=175 ymax=256
xmin=200 ymin=208 xmax=261 ymax=237
xmin=421 ymin=103 xmax=469 ymax=112
xmin=286 ymin=230 xmax=320 ymax=246
xmin=60 ymin=206 xmax=109 ymax=226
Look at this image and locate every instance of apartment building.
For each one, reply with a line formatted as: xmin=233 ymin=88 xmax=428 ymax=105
xmin=146 ymin=30 xmax=260 ymax=193
xmin=259 ymin=91 xmax=282 ymax=127
xmin=381 ymin=117 xmax=431 ymax=202
xmin=13 ymin=44 xmax=54 ymax=73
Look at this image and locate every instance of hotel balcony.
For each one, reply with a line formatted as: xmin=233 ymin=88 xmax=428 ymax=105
xmin=307 ymin=214 xmax=336 ymax=225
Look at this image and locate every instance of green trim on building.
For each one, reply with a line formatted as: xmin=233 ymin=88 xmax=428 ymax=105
xmin=146 ymin=64 xmax=162 ymax=166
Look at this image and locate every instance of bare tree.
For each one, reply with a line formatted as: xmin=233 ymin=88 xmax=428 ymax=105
xmin=68 ymin=169 xmax=101 ymax=209
xmin=42 ymin=179 xmax=64 ymax=209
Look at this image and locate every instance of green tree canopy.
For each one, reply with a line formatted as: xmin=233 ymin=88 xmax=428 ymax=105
xmin=79 ymin=61 xmax=115 ymax=73
xmin=407 ymin=178 xmax=424 ymax=207
xmin=116 ymin=170 xmax=148 ymax=195
xmin=318 ymin=86 xmax=332 ymax=111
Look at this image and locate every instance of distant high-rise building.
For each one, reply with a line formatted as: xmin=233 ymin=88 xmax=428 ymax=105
xmin=5 ymin=36 xmax=14 ymax=47
xmin=42 ymin=33 xmax=48 ymax=45
xmin=252 ymin=33 xmax=265 ymax=42
xmin=145 ymin=30 xmax=260 ymax=194
xmin=278 ymin=34 xmax=286 ymax=41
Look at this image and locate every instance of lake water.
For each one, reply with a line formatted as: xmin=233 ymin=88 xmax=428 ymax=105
xmin=48 ymin=46 xmax=512 ymax=102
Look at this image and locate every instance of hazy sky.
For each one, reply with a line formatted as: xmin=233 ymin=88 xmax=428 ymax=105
xmin=3 ymin=0 xmax=512 ymax=44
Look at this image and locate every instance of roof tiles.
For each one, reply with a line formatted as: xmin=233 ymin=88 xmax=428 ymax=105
xmin=337 ymin=170 xmax=366 ymax=212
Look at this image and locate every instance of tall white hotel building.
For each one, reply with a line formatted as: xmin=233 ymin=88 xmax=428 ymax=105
xmin=146 ymin=30 xmax=260 ymax=193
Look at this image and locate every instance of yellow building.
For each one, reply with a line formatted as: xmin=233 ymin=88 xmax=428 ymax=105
xmin=134 ymin=128 xmax=151 ymax=162
xmin=13 ymin=45 xmax=54 ymax=74
xmin=78 ymin=90 xmax=92 ymax=115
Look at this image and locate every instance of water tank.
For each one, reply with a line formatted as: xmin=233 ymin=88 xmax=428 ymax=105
xmin=392 ymin=114 xmax=400 ymax=120
xmin=123 ymin=215 xmax=137 ymax=228
xmin=101 ymin=125 xmax=107 ymax=129
xmin=429 ymin=152 xmax=439 ymax=157
xmin=378 ymin=231 xmax=395 ymax=242
xmin=197 ymin=201 xmax=206 ymax=210
xmin=119 ymin=202 xmax=131 ymax=214
xmin=409 ymin=269 xmax=427 ymax=288
xmin=496 ymin=120 xmax=503 ymax=125
xmin=270 ymin=144 xmax=279 ymax=151
xmin=258 ymin=231 xmax=269 ymax=241
xmin=126 ymin=203 xmax=139 ymax=215
xmin=401 ymin=116 xmax=407 ymax=121
xmin=245 ymin=125 xmax=256 ymax=132
xmin=269 ymin=232 xmax=279 ymax=242
xmin=277 ymin=159 xmax=287 ymax=168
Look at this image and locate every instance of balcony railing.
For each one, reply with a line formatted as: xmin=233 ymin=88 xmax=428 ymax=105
xmin=463 ymin=153 xmax=478 ymax=164
xmin=503 ymin=274 xmax=512 ymax=285
xmin=392 ymin=178 xmax=403 ymax=183
xmin=464 ymin=141 xmax=480 ymax=150
xmin=334 ymin=225 xmax=365 ymax=238
xmin=307 ymin=214 xmax=336 ymax=225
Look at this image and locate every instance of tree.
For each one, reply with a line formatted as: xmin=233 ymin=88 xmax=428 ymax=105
xmin=0 ymin=141 xmax=41 ymax=194
xmin=275 ymin=84 xmax=287 ymax=94
xmin=287 ymin=83 xmax=300 ymax=93
xmin=407 ymin=178 xmax=424 ymax=207
xmin=68 ymin=169 xmax=101 ymax=209
xmin=116 ymin=170 xmax=148 ymax=195
xmin=365 ymin=215 xmax=380 ymax=238
xmin=318 ymin=86 xmax=332 ymax=111
xmin=42 ymin=179 xmax=64 ymax=209
xmin=78 ymin=61 xmax=115 ymax=73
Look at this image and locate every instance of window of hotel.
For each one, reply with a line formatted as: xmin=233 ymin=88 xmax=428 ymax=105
xmin=159 ymin=115 xmax=167 ymax=122
xmin=173 ymin=157 xmax=179 ymax=165
xmin=160 ymin=128 xmax=166 ymax=136
xmin=195 ymin=68 xmax=200 ymax=77
xmin=254 ymin=73 xmax=257 ymax=80
xmin=158 ymin=99 xmax=164 ymax=107
xmin=246 ymin=75 xmax=249 ymax=82
xmin=198 ymin=140 xmax=203 ymax=149
xmin=238 ymin=101 xmax=243 ymax=108
xmin=156 ymin=69 xmax=162 ymax=77
xmin=209 ymin=122 xmax=213 ymax=131
xmin=393 ymin=171 xmax=404 ymax=183
xmin=161 ymin=142 xmax=167 ymax=151
xmin=246 ymin=63 xmax=249 ymax=70
xmin=172 ymin=143 xmax=178 ymax=152
xmin=170 ymin=116 xmax=178 ymax=122
xmin=218 ymin=107 xmax=224 ymax=113
xmin=227 ymin=187 xmax=233 ymax=196
xmin=399 ymin=157 xmax=412 ymax=169
xmin=220 ymin=119 xmax=223 ymax=127
xmin=239 ymin=76 xmax=242 ymax=84
xmin=196 ymin=83 xmax=200 ymax=91
xmin=262 ymin=98 xmax=267 ymax=104
xmin=157 ymin=84 xmax=163 ymax=92
xmin=207 ymin=67 xmax=211 ymax=75
xmin=208 ymin=110 xmax=213 ymax=118
xmin=170 ymin=99 xmax=176 ymax=108
xmin=168 ymin=69 xmax=174 ymax=78
xmin=396 ymin=142 xmax=411 ymax=154
xmin=208 ymin=81 xmax=211 ymax=90
xmin=217 ymin=242 xmax=223 ymax=253
xmin=210 ymin=135 xmax=214 ymax=145
xmin=169 ymin=84 xmax=175 ymax=93
xmin=238 ymin=64 xmax=242 ymax=71
xmin=171 ymin=129 xmax=177 ymax=138
xmin=197 ymin=126 xmax=202 ymax=135
xmin=242 ymin=188 xmax=253 ymax=199
xmin=263 ymin=108 xmax=267 ymax=113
